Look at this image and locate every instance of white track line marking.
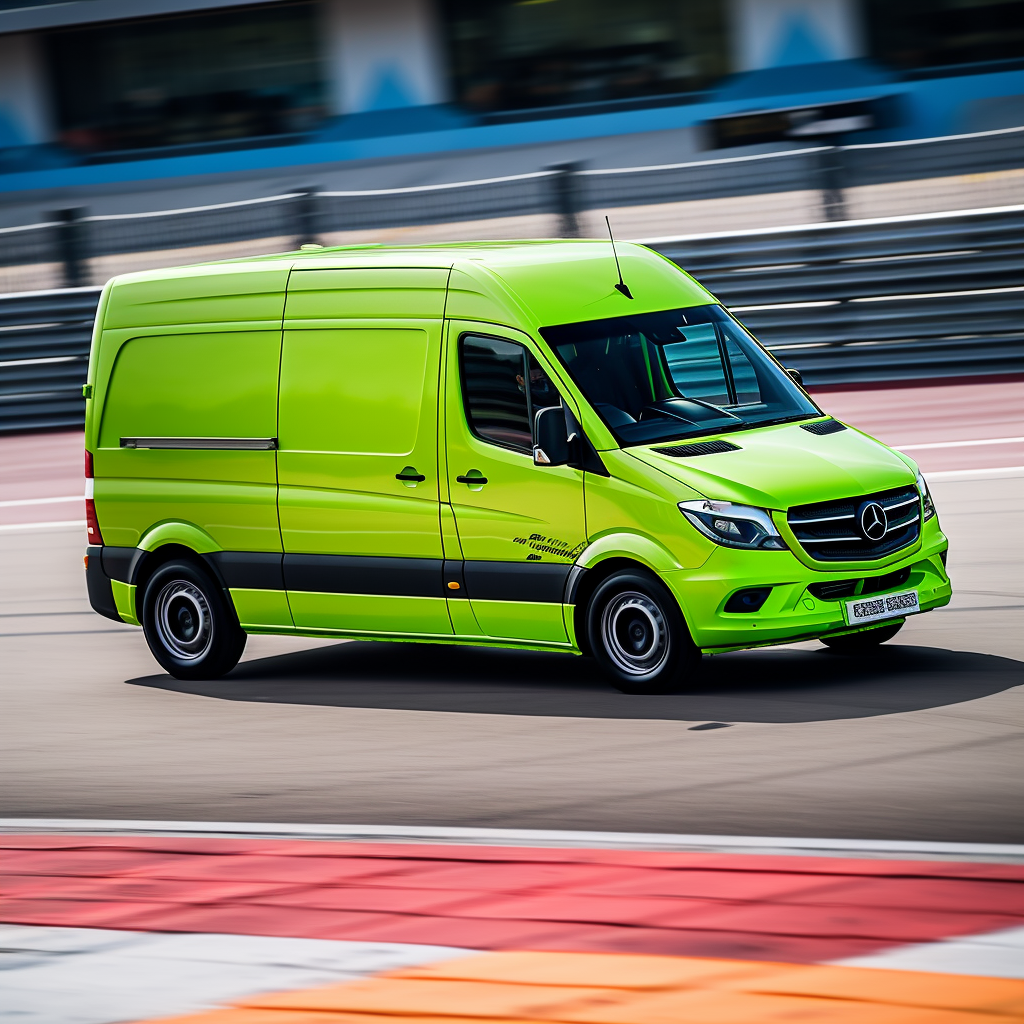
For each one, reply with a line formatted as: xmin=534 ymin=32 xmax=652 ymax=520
xmin=928 ymin=466 xmax=1024 ymax=480
xmin=0 ymin=520 xmax=85 ymax=532
xmin=0 ymin=495 xmax=82 ymax=508
xmin=896 ymin=437 xmax=1024 ymax=451
xmin=2 ymin=819 xmax=1023 ymax=861
xmin=834 ymin=925 xmax=1024 ymax=979
xmin=0 ymin=925 xmax=472 ymax=1024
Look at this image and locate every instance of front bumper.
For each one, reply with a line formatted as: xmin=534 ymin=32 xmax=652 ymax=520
xmin=661 ymin=519 xmax=951 ymax=653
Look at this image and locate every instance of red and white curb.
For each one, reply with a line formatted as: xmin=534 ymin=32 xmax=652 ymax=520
xmin=2 ymin=821 xmax=1024 ymax=1024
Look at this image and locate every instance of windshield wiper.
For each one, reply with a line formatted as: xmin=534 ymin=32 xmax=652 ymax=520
xmin=621 ymin=412 xmax=822 ymax=449
xmin=748 ymin=413 xmax=821 ymax=429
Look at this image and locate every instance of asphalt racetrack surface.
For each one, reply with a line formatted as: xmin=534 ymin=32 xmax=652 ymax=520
xmin=1 ymin=380 xmax=1022 ymax=842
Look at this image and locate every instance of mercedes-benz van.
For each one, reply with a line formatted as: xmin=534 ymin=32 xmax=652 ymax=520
xmin=83 ymin=241 xmax=950 ymax=693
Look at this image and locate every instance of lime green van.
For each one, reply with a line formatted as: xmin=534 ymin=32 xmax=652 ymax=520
xmin=83 ymin=241 xmax=950 ymax=692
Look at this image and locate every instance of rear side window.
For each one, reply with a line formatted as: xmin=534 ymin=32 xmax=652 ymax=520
xmin=459 ymin=335 xmax=559 ymax=452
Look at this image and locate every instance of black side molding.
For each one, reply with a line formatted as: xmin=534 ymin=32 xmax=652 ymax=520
xmin=284 ymin=554 xmax=443 ymax=598
xmin=85 ymin=546 xmax=122 ymax=622
xmin=93 ymin=547 xmax=578 ymax=605
xmin=463 ymin=561 xmax=572 ymax=604
xmin=209 ymin=551 xmax=284 ymax=590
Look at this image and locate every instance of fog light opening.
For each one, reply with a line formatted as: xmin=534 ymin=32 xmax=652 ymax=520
xmin=725 ymin=587 xmax=772 ymax=614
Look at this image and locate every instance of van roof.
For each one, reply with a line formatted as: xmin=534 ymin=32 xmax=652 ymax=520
xmin=99 ymin=239 xmax=714 ymax=334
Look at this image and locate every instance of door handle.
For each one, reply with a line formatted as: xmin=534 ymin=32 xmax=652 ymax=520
xmin=395 ymin=469 xmax=426 ymax=482
xmin=457 ymin=474 xmax=488 ymax=485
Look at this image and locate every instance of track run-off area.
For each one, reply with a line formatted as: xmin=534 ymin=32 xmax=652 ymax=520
xmin=0 ymin=378 xmax=1022 ymax=842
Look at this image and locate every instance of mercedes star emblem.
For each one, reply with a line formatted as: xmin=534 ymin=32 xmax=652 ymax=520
xmin=859 ymin=501 xmax=888 ymax=541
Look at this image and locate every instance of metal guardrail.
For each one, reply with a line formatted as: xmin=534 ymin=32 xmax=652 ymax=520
xmin=1 ymin=204 xmax=1021 ymax=433
xmin=657 ymin=205 xmax=1024 ymax=383
xmin=3 ymin=126 xmax=1023 ymax=286
xmin=0 ymin=287 xmax=100 ymax=433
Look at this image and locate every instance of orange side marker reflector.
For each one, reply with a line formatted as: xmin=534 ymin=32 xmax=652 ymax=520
xmin=447 ymin=581 xmax=460 ymax=590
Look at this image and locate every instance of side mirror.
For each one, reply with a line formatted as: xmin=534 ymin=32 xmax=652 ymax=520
xmin=533 ymin=406 xmax=570 ymax=466
xmin=786 ymin=367 xmax=804 ymax=386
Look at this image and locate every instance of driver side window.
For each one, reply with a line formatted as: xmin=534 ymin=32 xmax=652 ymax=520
xmin=459 ymin=334 xmax=559 ymax=453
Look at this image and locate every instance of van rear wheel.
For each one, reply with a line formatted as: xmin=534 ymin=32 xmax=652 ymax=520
xmin=141 ymin=559 xmax=245 ymax=679
xmin=586 ymin=569 xmax=700 ymax=694
xmin=821 ymin=621 xmax=903 ymax=652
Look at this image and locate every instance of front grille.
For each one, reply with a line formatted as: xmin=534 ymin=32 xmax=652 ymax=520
xmin=800 ymin=419 xmax=847 ymax=436
xmin=653 ymin=440 xmax=741 ymax=457
xmin=808 ymin=567 xmax=912 ymax=601
xmin=861 ymin=566 xmax=912 ymax=595
xmin=808 ymin=579 xmax=859 ymax=600
xmin=788 ymin=485 xmax=921 ymax=562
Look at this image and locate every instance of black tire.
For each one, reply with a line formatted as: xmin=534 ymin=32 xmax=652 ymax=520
xmin=821 ymin=620 xmax=903 ymax=652
xmin=141 ymin=558 xmax=246 ymax=679
xmin=586 ymin=569 xmax=700 ymax=694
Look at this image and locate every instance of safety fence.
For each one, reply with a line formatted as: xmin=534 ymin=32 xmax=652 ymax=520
xmin=2 ymin=203 xmax=1021 ymax=434
xmin=1 ymin=125 xmax=1022 ymax=294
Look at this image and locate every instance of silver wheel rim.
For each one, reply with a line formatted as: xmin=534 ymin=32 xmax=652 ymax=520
xmin=601 ymin=590 xmax=669 ymax=677
xmin=154 ymin=579 xmax=212 ymax=661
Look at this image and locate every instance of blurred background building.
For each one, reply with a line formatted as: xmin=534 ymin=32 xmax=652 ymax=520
xmin=0 ymin=0 xmax=1022 ymax=433
xmin=0 ymin=0 xmax=1022 ymax=180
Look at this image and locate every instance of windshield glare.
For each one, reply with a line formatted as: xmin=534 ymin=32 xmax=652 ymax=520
xmin=540 ymin=304 xmax=820 ymax=447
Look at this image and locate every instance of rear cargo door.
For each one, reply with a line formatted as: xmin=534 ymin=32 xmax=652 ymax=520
xmin=278 ymin=267 xmax=452 ymax=636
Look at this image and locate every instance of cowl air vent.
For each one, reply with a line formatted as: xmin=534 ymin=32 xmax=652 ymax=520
xmin=800 ymin=419 xmax=847 ymax=435
xmin=653 ymin=440 xmax=741 ymax=457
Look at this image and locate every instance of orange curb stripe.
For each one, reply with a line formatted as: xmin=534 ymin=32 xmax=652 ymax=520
xmin=137 ymin=951 xmax=1024 ymax=1024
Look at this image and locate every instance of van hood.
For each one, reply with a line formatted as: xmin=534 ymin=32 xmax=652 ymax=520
xmin=626 ymin=421 xmax=916 ymax=510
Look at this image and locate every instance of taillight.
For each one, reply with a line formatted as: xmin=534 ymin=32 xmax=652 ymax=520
xmin=84 ymin=448 xmax=103 ymax=545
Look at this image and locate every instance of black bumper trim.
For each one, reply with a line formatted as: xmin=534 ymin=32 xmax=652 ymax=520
xmin=86 ymin=546 xmax=122 ymax=622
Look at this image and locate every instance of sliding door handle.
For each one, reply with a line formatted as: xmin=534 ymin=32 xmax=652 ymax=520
xmin=395 ymin=468 xmax=426 ymax=482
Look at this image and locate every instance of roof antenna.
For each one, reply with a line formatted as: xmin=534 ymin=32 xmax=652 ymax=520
xmin=605 ymin=216 xmax=633 ymax=299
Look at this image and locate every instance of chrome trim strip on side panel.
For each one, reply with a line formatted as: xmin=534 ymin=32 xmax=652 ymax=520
xmin=120 ymin=437 xmax=278 ymax=450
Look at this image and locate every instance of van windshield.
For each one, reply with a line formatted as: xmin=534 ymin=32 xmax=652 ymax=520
xmin=540 ymin=304 xmax=820 ymax=447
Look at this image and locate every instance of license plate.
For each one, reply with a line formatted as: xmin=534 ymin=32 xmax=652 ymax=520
xmin=844 ymin=588 xmax=920 ymax=626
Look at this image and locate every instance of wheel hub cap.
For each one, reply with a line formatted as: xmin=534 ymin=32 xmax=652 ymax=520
xmin=154 ymin=580 xmax=212 ymax=661
xmin=601 ymin=591 xmax=669 ymax=677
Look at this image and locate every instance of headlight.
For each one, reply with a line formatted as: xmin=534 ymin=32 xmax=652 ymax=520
xmin=679 ymin=499 xmax=788 ymax=550
xmin=916 ymin=471 xmax=936 ymax=521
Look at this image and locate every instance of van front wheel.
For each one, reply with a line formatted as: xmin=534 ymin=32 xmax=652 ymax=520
xmin=586 ymin=569 xmax=700 ymax=694
xmin=141 ymin=559 xmax=246 ymax=679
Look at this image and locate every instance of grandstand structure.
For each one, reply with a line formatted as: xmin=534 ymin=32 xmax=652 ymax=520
xmin=0 ymin=0 xmax=1021 ymax=206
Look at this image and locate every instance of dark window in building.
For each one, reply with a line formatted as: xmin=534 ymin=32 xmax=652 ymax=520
xmin=866 ymin=0 xmax=1024 ymax=70
xmin=44 ymin=1 xmax=327 ymax=153
xmin=439 ymin=0 xmax=729 ymax=114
